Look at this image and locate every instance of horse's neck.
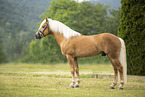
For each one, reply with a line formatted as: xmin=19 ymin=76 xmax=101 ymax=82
xmin=52 ymin=33 xmax=66 ymax=46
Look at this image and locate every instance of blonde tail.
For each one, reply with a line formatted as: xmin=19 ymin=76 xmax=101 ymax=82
xmin=118 ymin=38 xmax=127 ymax=84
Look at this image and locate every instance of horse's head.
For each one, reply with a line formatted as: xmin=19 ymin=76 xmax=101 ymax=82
xmin=35 ymin=18 xmax=50 ymax=39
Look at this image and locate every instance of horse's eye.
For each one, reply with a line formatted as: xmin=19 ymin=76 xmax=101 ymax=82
xmin=42 ymin=26 xmax=45 ymax=28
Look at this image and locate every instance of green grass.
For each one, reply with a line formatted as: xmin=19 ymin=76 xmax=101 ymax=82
xmin=0 ymin=63 xmax=113 ymax=73
xmin=0 ymin=63 xmax=145 ymax=97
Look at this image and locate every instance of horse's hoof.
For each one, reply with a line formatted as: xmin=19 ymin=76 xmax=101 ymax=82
xmin=109 ymin=86 xmax=115 ymax=89
xmin=74 ymin=85 xmax=79 ymax=88
xmin=118 ymin=87 xmax=123 ymax=90
xmin=68 ymin=85 xmax=74 ymax=88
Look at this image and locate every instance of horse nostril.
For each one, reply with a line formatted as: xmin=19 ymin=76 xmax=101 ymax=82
xmin=35 ymin=34 xmax=37 ymax=38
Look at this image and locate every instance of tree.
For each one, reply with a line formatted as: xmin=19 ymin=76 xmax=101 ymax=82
xmin=106 ymin=8 xmax=120 ymax=35
xmin=22 ymin=40 xmax=42 ymax=63
xmin=39 ymin=36 xmax=66 ymax=63
xmin=0 ymin=46 xmax=7 ymax=63
xmin=0 ymin=0 xmax=52 ymax=62
xmin=41 ymin=0 xmax=109 ymax=35
xmin=118 ymin=0 xmax=145 ymax=75
xmin=0 ymin=35 xmax=7 ymax=63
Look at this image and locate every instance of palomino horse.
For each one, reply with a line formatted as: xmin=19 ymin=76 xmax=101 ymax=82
xmin=35 ymin=18 xmax=127 ymax=90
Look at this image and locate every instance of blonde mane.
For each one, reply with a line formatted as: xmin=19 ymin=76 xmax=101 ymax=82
xmin=40 ymin=18 xmax=81 ymax=39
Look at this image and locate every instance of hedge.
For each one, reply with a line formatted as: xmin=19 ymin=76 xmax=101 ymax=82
xmin=118 ymin=0 xmax=145 ymax=75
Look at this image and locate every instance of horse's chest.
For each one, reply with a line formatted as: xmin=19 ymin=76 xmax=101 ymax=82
xmin=61 ymin=47 xmax=75 ymax=56
xmin=60 ymin=41 xmax=75 ymax=56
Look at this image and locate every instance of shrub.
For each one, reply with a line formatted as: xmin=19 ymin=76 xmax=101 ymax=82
xmin=118 ymin=0 xmax=145 ymax=75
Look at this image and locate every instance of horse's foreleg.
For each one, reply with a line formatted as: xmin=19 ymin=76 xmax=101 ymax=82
xmin=74 ymin=58 xmax=81 ymax=88
xmin=66 ymin=55 xmax=75 ymax=88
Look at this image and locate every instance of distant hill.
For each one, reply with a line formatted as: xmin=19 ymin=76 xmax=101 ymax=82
xmin=89 ymin=0 xmax=121 ymax=10
xmin=0 ymin=0 xmax=52 ymax=32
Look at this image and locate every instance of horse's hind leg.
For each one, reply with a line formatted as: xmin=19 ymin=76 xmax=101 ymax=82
xmin=110 ymin=58 xmax=124 ymax=89
xmin=117 ymin=61 xmax=124 ymax=89
xmin=66 ymin=55 xmax=75 ymax=88
xmin=109 ymin=57 xmax=118 ymax=89
xmin=74 ymin=58 xmax=81 ymax=88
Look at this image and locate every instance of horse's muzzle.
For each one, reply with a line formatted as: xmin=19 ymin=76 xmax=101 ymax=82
xmin=35 ymin=33 xmax=41 ymax=39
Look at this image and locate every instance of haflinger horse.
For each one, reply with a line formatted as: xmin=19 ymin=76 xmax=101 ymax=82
xmin=35 ymin=18 xmax=127 ymax=90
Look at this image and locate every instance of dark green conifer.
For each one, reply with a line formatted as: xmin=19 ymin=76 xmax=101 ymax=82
xmin=118 ymin=0 xmax=145 ymax=75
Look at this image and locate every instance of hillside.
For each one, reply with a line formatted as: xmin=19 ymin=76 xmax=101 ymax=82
xmin=0 ymin=0 xmax=52 ymax=61
xmin=0 ymin=0 xmax=52 ymax=32
xmin=90 ymin=0 xmax=121 ymax=9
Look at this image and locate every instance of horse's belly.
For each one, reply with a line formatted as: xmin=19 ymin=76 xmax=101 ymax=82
xmin=75 ymin=45 xmax=100 ymax=58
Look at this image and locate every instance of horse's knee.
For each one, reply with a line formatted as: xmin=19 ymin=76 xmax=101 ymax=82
xmin=71 ymin=70 xmax=75 ymax=75
xmin=117 ymin=65 xmax=123 ymax=73
xmin=113 ymin=67 xmax=117 ymax=72
xmin=75 ymin=68 xmax=79 ymax=72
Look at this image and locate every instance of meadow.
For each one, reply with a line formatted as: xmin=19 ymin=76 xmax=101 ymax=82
xmin=0 ymin=63 xmax=145 ymax=97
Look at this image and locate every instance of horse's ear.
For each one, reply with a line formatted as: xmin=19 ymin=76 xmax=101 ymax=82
xmin=46 ymin=18 xmax=48 ymax=22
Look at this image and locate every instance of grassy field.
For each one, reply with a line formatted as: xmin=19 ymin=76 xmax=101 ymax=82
xmin=0 ymin=63 xmax=145 ymax=97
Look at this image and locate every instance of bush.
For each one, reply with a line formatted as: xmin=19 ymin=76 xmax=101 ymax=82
xmin=22 ymin=36 xmax=66 ymax=64
xmin=0 ymin=46 xmax=7 ymax=63
xmin=118 ymin=0 xmax=145 ymax=75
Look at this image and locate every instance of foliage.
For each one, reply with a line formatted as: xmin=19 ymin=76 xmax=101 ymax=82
xmin=0 ymin=33 xmax=7 ymax=63
xmin=118 ymin=0 xmax=145 ymax=75
xmin=22 ymin=37 xmax=66 ymax=63
xmin=41 ymin=0 xmax=110 ymax=35
xmin=0 ymin=46 xmax=7 ymax=63
xmin=0 ymin=0 xmax=51 ymax=61
xmin=23 ymin=40 xmax=40 ymax=63
xmin=106 ymin=8 xmax=121 ymax=35
xmin=39 ymin=36 xmax=66 ymax=63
